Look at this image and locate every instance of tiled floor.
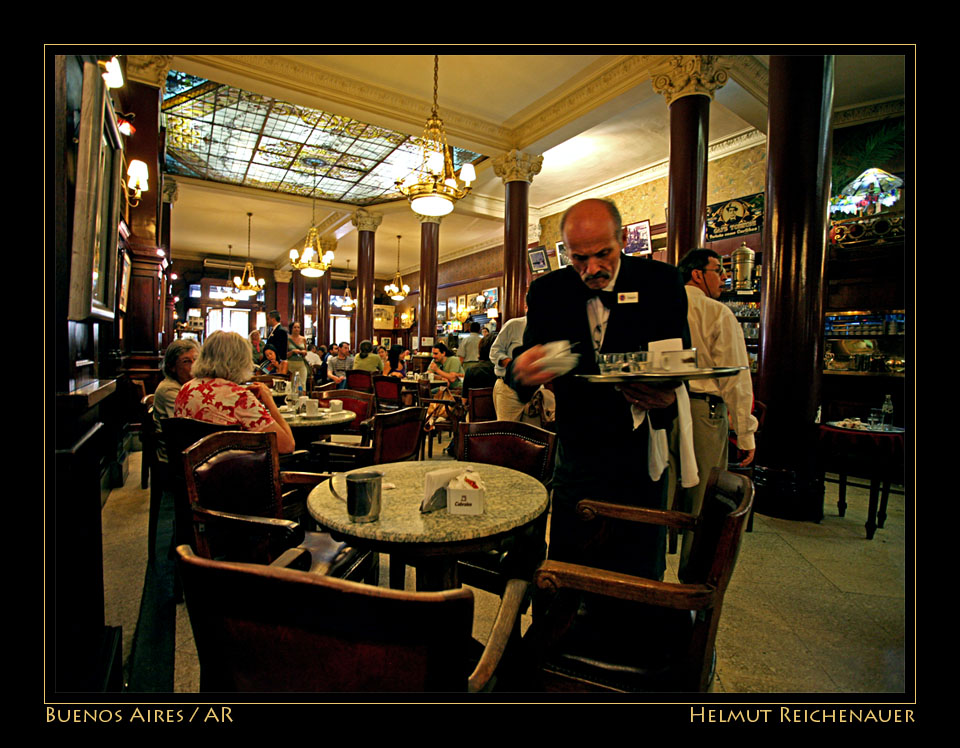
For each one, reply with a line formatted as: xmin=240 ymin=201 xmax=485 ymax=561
xmin=102 ymin=450 xmax=908 ymax=695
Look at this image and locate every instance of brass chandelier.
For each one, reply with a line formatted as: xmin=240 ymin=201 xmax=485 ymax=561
xmin=384 ymin=235 xmax=410 ymax=302
xmin=233 ymin=212 xmax=265 ymax=297
xmin=289 ymin=158 xmax=336 ymax=277
xmin=396 ymin=55 xmax=476 ymax=217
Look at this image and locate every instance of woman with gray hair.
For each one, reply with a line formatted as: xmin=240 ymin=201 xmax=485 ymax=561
xmin=174 ymin=330 xmax=295 ymax=453
xmin=153 ymin=338 xmax=201 ymax=461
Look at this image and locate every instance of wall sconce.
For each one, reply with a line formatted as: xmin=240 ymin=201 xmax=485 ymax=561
xmin=100 ymin=57 xmax=123 ymax=89
xmin=126 ymin=159 xmax=149 ymax=206
xmin=117 ymin=113 xmax=136 ymax=136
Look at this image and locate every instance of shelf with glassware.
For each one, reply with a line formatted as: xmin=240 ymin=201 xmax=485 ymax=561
xmin=823 ymin=310 xmax=905 ymax=377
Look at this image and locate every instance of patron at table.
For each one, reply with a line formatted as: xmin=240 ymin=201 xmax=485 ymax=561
xmin=153 ymin=338 xmax=200 ymax=461
xmin=429 ymin=342 xmax=463 ymax=390
xmin=175 ymin=330 xmax=295 ymax=453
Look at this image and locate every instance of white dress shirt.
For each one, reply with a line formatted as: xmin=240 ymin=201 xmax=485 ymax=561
xmin=490 ymin=316 xmax=527 ymax=377
xmin=684 ymin=285 xmax=758 ymax=450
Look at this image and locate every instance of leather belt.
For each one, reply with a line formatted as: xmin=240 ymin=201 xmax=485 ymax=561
xmin=689 ymin=392 xmax=724 ymax=407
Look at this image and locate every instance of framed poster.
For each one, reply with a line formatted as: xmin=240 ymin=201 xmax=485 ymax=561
xmin=118 ymin=250 xmax=131 ymax=313
xmin=68 ymin=62 xmax=123 ymax=321
xmin=556 ymin=241 xmax=571 ymax=268
xmin=373 ymin=304 xmax=395 ymax=329
xmin=447 ymin=296 xmax=457 ymax=317
xmin=457 ymin=295 xmax=467 ymax=314
xmin=380 ymin=336 xmax=391 ymax=349
xmin=437 ymin=300 xmax=446 ymax=323
xmin=480 ymin=287 xmax=498 ymax=310
xmin=623 ymin=220 xmax=652 ymax=255
xmin=527 ymin=246 xmax=549 ymax=274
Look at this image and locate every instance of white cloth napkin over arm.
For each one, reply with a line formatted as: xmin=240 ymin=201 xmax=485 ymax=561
xmin=637 ymin=385 xmax=698 ymax=488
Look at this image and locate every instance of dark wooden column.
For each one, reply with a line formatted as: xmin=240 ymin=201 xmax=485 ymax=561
xmin=352 ymin=209 xmax=382 ymax=344
xmin=756 ymin=55 xmax=835 ymax=521
xmin=274 ymin=270 xmax=291 ymax=326
xmin=316 ymin=268 xmax=331 ymax=346
xmin=493 ymin=150 xmax=543 ymax=323
xmin=666 ymin=95 xmax=710 ymax=265
xmin=417 ymin=214 xmax=441 ymax=351
xmin=291 ymin=270 xmax=305 ymax=330
xmin=652 ymin=56 xmax=729 ymax=266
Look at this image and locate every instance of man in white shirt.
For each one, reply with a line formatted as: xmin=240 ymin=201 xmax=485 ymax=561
xmin=489 ymin=313 xmax=527 ymax=421
xmin=671 ymin=248 xmax=758 ymax=579
xmin=458 ymin=322 xmax=482 ymax=369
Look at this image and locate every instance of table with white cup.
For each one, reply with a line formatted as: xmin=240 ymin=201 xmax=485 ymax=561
xmin=276 ymin=396 xmax=356 ymax=449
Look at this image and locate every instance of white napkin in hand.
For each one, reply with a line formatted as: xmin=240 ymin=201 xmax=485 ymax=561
xmin=643 ymin=385 xmax=698 ymax=488
xmin=537 ymin=340 xmax=580 ymax=376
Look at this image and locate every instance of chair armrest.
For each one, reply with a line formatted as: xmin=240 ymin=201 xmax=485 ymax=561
xmin=280 ymin=470 xmax=334 ymax=488
xmin=576 ymin=499 xmax=699 ymax=531
xmin=533 ymin=560 xmax=716 ymax=611
xmin=270 ymin=546 xmax=313 ymax=570
xmin=468 ymin=578 xmax=529 ymax=693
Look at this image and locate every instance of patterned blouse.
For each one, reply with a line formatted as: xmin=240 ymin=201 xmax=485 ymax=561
xmin=174 ymin=378 xmax=273 ymax=431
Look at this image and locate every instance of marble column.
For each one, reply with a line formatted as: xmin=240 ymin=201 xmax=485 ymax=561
xmin=493 ymin=150 xmax=543 ymax=323
xmin=352 ymin=209 xmax=382 ymax=344
xmin=417 ymin=214 xmax=441 ymax=351
xmin=755 ymin=55 xmax=835 ymax=521
xmin=652 ymin=56 xmax=728 ymax=265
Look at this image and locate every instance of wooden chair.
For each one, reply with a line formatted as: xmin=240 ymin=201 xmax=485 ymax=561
xmin=310 ymin=407 xmax=425 ymax=473
xmin=421 ymin=389 xmax=466 ymax=459
xmin=182 ymin=431 xmax=375 ymax=581
xmin=521 ymin=469 xmax=753 ymax=693
xmin=177 ymin=545 xmax=529 ymax=692
xmin=455 ymin=421 xmax=558 ymax=594
xmin=160 ymin=417 xmax=242 ymax=551
xmin=312 ymin=381 xmax=336 ymax=397
xmin=345 ymin=368 xmax=374 ymax=392
xmin=140 ymin=395 xmax=165 ymax=559
xmin=467 ymin=386 xmax=497 ymax=422
xmin=316 ymin=389 xmax=376 ymax=443
xmin=373 ymin=375 xmax=403 ymax=413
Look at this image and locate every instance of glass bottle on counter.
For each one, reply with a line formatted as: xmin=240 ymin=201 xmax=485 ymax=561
xmin=881 ymin=394 xmax=894 ymax=429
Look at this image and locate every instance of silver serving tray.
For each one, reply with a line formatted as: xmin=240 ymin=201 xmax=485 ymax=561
xmin=577 ymin=366 xmax=747 ymax=384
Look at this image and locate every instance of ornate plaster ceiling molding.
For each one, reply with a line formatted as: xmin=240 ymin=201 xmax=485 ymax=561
xmin=126 ymin=55 xmax=175 ymax=89
xmin=721 ymin=54 xmax=769 ymax=105
xmin=176 ymin=54 xmax=512 ymax=154
xmin=833 ymin=98 xmax=906 ymax=128
xmin=510 ymin=55 xmax=670 ymax=150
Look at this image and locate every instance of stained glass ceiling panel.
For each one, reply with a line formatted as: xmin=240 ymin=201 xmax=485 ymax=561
xmin=161 ymin=69 xmax=484 ymax=206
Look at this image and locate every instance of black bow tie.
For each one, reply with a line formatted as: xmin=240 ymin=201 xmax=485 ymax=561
xmin=585 ymin=288 xmax=618 ymax=308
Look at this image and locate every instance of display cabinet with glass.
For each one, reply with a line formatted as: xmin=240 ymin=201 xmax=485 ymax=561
xmin=823 ymin=310 xmax=905 ymax=376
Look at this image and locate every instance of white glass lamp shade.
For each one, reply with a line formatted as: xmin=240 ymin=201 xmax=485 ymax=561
xmin=411 ymin=193 xmax=454 ymax=217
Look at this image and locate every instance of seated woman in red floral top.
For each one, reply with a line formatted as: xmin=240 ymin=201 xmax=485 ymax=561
xmin=174 ymin=330 xmax=296 ymax=453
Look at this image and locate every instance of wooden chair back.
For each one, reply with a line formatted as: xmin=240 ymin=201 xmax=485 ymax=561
xmin=160 ymin=418 xmax=242 ymax=549
xmin=318 ymin=389 xmax=375 ymax=435
xmin=373 ymin=375 xmax=403 ymax=412
xmin=467 ymin=386 xmax=497 ymax=422
xmin=456 ymin=420 xmax=557 ymax=485
xmin=371 ymin=407 xmax=425 ymax=464
xmin=312 ymin=381 xmax=337 ymax=396
xmin=182 ymin=430 xmax=284 ymax=519
xmin=345 ymin=369 xmax=374 ymax=392
xmin=177 ymin=546 xmax=476 ymax=692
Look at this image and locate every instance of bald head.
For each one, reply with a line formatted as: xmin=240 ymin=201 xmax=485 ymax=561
xmin=561 ymin=199 xmax=626 ymax=290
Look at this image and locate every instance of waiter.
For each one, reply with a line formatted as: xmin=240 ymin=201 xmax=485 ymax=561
xmin=671 ymin=248 xmax=757 ymax=579
xmin=264 ymin=310 xmax=288 ymax=362
xmin=509 ymin=198 xmax=688 ymax=582
xmin=489 ymin=312 xmax=527 ymax=421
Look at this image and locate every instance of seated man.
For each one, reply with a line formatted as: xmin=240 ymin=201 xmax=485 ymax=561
xmin=428 ymin=342 xmax=463 ymax=390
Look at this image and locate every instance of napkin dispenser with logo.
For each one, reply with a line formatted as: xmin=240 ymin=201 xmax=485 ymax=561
xmin=446 ymin=469 xmax=485 ymax=515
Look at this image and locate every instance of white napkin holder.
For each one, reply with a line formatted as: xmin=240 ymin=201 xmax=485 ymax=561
xmin=447 ymin=469 xmax=485 ymax=515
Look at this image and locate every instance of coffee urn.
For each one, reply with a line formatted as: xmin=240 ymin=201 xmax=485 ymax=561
xmin=731 ymin=241 xmax=756 ymax=291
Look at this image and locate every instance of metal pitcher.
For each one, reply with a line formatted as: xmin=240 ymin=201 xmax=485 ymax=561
xmin=330 ymin=471 xmax=383 ymax=523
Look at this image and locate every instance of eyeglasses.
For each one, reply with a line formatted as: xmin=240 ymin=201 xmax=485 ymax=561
xmin=700 ymin=265 xmax=725 ymax=277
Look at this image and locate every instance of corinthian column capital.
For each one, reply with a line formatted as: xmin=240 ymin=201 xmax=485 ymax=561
xmin=492 ymin=149 xmax=544 ymax=184
xmin=273 ymin=269 xmax=293 ymax=284
xmin=416 ymin=213 xmax=443 ymax=225
xmin=126 ymin=55 xmax=175 ymax=89
xmin=351 ymin=208 xmax=383 ymax=233
xmin=652 ymin=55 xmax=729 ymax=106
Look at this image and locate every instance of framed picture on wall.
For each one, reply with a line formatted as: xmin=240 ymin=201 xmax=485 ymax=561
xmin=437 ymin=300 xmax=446 ymax=323
xmin=457 ymin=295 xmax=467 ymax=314
xmin=623 ymin=220 xmax=652 ymax=255
xmin=118 ymin=251 xmax=131 ymax=313
xmin=447 ymin=296 xmax=457 ymax=317
xmin=527 ymin=246 xmax=549 ymax=274
xmin=381 ymin=336 xmax=391 ymax=349
xmin=68 ymin=62 xmax=123 ymax=322
xmin=556 ymin=241 xmax=571 ymax=268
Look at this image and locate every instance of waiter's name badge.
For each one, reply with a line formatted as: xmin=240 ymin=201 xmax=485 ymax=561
xmin=617 ymin=292 xmax=639 ymax=304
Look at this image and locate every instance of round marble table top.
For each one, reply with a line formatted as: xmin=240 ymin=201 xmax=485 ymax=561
xmin=308 ymin=460 xmax=548 ymax=545
xmin=278 ymin=408 xmax=355 ymax=428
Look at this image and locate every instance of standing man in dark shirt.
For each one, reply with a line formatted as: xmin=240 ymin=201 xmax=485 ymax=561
xmin=508 ymin=198 xmax=689 ymax=582
xmin=264 ymin=310 xmax=288 ymax=363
